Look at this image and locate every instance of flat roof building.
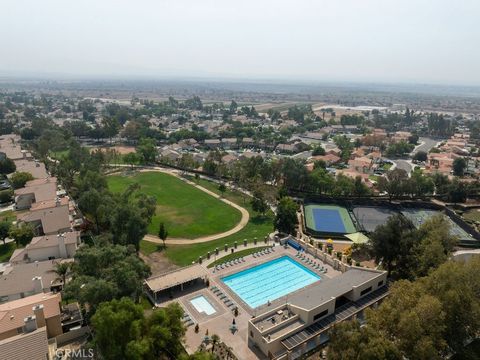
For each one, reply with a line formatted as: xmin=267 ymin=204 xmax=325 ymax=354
xmin=248 ymin=267 xmax=388 ymax=359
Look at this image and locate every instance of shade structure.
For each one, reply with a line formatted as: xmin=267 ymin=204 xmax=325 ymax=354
xmin=326 ymin=238 xmax=333 ymax=244
xmin=345 ymin=232 xmax=369 ymax=244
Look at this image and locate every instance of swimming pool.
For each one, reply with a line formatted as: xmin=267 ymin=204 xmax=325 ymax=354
xmin=190 ymin=295 xmax=216 ymax=315
xmin=221 ymin=256 xmax=321 ymax=308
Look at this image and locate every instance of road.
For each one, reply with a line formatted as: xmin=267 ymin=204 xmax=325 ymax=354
xmin=414 ymin=137 xmax=441 ymax=154
xmin=393 ymin=137 xmax=441 ymax=175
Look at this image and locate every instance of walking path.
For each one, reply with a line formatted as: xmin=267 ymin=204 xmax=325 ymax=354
xmin=108 ymin=165 xmax=250 ymax=245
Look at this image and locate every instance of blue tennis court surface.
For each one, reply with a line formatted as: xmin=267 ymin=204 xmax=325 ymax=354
xmin=313 ymin=208 xmax=346 ymax=233
xmin=221 ymin=256 xmax=321 ymax=308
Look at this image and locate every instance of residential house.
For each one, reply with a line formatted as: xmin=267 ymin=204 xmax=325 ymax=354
xmin=204 ymin=139 xmax=221 ymax=149
xmin=242 ymin=137 xmax=256 ymax=147
xmin=348 ymin=156 xmax=374 ymax=174
xmin=0 ymin=261 xmax=63 ymax=303
xmin=221 ymin=138 xmax=238 ymax=150
xmin=0 ymin=293 xmax=64 ymax=360
xmin=14 ymin=178 xmax=57 ymax=210
xmin=426 ymin=152 xmax=458 ymax=175
xmin=17 ymin=199 xmax=71 ymax=236
xmin=0 ymin=135 xmax=32 ymax=161
xmin=391 ymin=131 xmax=412 ymax=143
xmin=9 ymin=232 xmax=80 ymax=264
xmin=159 ymin=149 xmax=181 ymax=163
xmin=221 ymin=154 xmax=238 ymax=164
xmin=12 ymin=160 xmax=49 ymax=179
xmin=310 ymin=154 xmax=341 ymax=166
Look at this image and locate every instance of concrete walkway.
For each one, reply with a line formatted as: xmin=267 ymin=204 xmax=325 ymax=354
xmin=109 ymin=165 xmax=250 ymax=245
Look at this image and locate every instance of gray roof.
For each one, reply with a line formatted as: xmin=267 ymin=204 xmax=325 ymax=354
xmin=0 ymin=260 xmax=59 ymax=297
xmin=288 ymin=269 xmax=384 ymax=310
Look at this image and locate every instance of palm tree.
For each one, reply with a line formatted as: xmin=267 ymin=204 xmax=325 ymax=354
xmin=53 ymin=262 xmax=70 ymax=286
xmin=211 ymin=334 xmax=220 ymax=353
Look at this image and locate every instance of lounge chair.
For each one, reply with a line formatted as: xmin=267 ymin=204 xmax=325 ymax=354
xmin=219 ymin=293 xmax=227 ymax=299
xmin=242 ymin=258 xmax=246 ymax=262
xmin=224 ymin=300 xmax=233 ymax=306
xmin=227 ymin=302 xmax=235 ymax=308
xmin=253 ymin=253 xmax=257 ymax=258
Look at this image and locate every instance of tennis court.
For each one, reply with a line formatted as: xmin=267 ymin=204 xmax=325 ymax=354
xmin=304 ymin=204 xmax=356 ymax=234
xmin=353 ymin=206 xmax=399 ymax=232
xmin=402 ymin=208 xmax=475 ymax=241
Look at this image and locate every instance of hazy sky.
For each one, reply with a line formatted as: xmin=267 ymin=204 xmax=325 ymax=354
xmin=1 ymin=0 xmax=479 ymax=85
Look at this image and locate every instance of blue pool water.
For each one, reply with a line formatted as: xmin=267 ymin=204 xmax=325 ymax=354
xmin=313 ymin=208 xmax=346 ymax=233
xmin=221 ymin=256 xmax=321 ymax=308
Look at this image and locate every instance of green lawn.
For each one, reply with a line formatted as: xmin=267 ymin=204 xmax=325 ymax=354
xmin=155 ymin=177 xmax=274 ymax=266
xmin=0 ymin=210 xmax=16 ymax=225
xmin=49 ymin=149 xmax=70 ymax=160
xmin=0 ymin=242 xmax=16 ymax=262
xmin=207 ymin=246 xmax=269 ymax=268
xmin=108 ymin=172 xmax=242 ymax=239
xmin=139 ymin=239 xmax=164 ymax=255
xmin=463 ymin=209 xmax=480 ymax=223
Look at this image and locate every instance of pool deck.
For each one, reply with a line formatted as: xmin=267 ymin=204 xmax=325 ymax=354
xmin=160 ymin=245 xmax=341 ymax=359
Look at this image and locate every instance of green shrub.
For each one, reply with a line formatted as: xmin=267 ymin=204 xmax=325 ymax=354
xmin=0 ymin=189 xmax=13 ymax=203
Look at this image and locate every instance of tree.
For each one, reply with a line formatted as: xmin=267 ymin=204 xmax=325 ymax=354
xmin=367 ymin=280 xmax=447 ymax=359
xmin=328 ymin=320 xmax=401 ymax=360
xmin=101 ymin=116 xmax=120 ymax=143
xmin=229 ymin=100 xmax=238 ymax=114
xmin=453 ymin=157 xmax=467 ymax=176
xmin=0 ymin=157 xmax=16 ymax=175
xmin=250 ymin=190 xmax=269 ymax=216
xmin=333 ymin=135 xmax=354 ymax=161
xmin=414 ymin=215 xmax=457 ymax=277
xmin=63 ymin=244 xmax=151 ymax=310
xmin=329 ymin=253 xmax=480 ymax=360
xmin=218 ymin=183 xmax=226 ymax=197
xmin=211 ymin=334 xmax=220 ymax=353
xmin=311 ymin=145 xmax=325 ymax=156
xmin=408 ymin=134 xmax=419 ymax=144
xmin=274 ymin=197 xmax=298 ymax=235
xmin=9 ymin=225 xmax=34 ymax=247
xmin=412 ymin=151 xmax=427 ymax=162
xmin=422 ymin=257 xmax=480 ymax=355
xmin=0 ymin=221 xmax=10 ymax=245
xmin=53 ymin=262 xmax=70 ymax=285
xmin=377 ymin=168 xmax=408 ymax=200
xmin=91 ymin=298 xmax=186 ymax=360
xmin=78 ymin=189 xmax=112 ymax=233
xmin=369 ymin=214 xmax=415 ymax=277
xmin=137 ymin=138 xmax=157 ymax=164
xmin=158 ymin=222 xmax=168 ymax=249
xmin=123 ymin=152 xmax=140 ymax=169
xmin=10 ymin=171 xmax=34 ymax=189
xmin=0 ymin=189 xmax=13 ymax=203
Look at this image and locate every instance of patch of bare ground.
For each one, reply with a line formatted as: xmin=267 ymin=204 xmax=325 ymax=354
xmin=140 ymin=251 xmax=179 ymax=276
